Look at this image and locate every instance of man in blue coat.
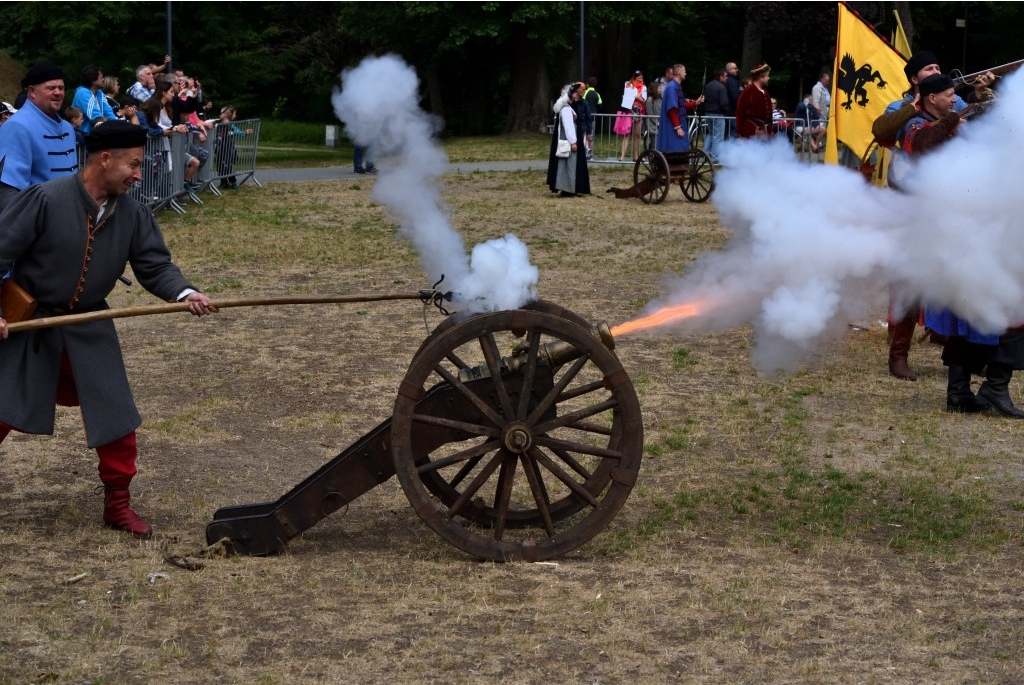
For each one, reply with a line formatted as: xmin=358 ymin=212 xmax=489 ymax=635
xmin=656 ymin=64 xmax=704 ymax=153
xmin=0 ymin=61 xmax=78 ymax=210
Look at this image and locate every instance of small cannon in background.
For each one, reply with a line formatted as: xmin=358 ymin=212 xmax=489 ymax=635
xmin=205 ymin=300 xmax=643 ymax=562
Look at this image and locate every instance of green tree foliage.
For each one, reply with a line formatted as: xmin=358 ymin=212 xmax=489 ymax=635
xmin=0 ymin=2 xmax=1019 ymax=134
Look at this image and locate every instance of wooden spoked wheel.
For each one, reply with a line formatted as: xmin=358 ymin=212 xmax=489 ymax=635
xmin=680 ymin=148 xmax=715 ymax=203
xmin=391 ymin=308 xmax=643 ymax=562
xmin=633 ymin=148 xmax=670 ymax=205
xmin=409 ymin=301 xmax=600 ymax=520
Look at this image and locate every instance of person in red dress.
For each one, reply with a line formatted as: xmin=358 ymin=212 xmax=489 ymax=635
xmin=735 ymin=64 xmax=774 ymax=139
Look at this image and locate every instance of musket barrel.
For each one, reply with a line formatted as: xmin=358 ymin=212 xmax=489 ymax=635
xmin=952 ymin=58 xmax=1024 ymax=87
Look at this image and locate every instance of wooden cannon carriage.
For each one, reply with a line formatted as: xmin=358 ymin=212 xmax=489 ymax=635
xmin=205 ymin=300 xmax=643 ymax=562
xmin=613 ymin=148 xmax=715 ymax=205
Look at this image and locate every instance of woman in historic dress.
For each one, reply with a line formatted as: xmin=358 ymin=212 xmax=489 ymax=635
xmin=546 ymin=82 xmax=590 ymax=197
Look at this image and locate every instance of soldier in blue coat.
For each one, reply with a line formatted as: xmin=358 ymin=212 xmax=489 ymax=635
xmin=656 ymin=64 xmax=703 ymax=154
xmin=0 ymin=61 xmax=79 ymax=211
xmin=0 ymin=121 xmax=219 ymax=537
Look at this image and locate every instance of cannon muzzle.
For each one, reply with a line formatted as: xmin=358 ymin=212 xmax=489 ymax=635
xmin=458 ymin=321 xmax=614 ymax=382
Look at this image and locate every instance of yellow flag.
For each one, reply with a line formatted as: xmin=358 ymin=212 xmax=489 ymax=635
xmin=891 ymin=10 xmax=911 ymax=57
xmin=824 ymin=3 xmax=908 ymax=167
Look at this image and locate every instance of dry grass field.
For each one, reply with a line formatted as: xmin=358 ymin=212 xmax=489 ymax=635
xmin=1 ymin=166 xmax=1023 ymax=684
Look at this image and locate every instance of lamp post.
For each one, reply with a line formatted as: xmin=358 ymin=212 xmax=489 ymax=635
xmin=957 ymin=3 xmax=967 ymax=73
xmin=579 ymin=1 xmax=585 ymax=81
xmin=166 ymin=1 xmax=173 ymax=73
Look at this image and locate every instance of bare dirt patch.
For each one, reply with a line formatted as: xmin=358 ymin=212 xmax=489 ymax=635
xmin=2 ymin=168 xmax=1023 ymax=683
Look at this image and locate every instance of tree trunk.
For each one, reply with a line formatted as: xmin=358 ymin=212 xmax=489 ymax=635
xmin=505 ymin=24 xmax=550 ymax=133
xmin=424 ymin=70 xmax=444 ymax=121
xmin=893 ymin=1 xmax=915 ymax=50
xmin=607 ymin=20 xmax=633 ymax=89
xmin=741 ymin=10 xmax=764 ymax=75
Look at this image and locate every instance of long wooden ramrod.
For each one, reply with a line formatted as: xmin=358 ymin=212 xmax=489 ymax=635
xmin=6 ymin=292 xmax=428 ymax=333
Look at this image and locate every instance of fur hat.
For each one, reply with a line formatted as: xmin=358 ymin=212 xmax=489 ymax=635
xmin=918 ymin=73 xmax=955 ymax=97
xmin=23 ymin=61 xmax=64 ymax=87
xmin=84 ymin=120 xmax=148 ymax=152
xmin=750 ymin=63 xmax=771 ymax=78
xmin=904 ymin=51 xmax=939 ymax=81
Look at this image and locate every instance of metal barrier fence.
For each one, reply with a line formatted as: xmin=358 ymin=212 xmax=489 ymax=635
xmin=72 ymin=118 xmax=263 ymax=214
xmin=578 ymin=112 xmax=826 ymax=165
xmin=127 ymin=133 xmax=188 ymax=214
xmin=198 ymin=118 xmax=262 ymax=195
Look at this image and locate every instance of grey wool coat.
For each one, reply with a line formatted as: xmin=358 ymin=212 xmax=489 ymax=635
xmin=0 ymin=174 xmax=194 ymax=447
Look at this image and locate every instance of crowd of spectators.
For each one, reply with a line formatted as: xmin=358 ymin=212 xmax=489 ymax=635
xmin=563 ymin=60 xmax=829 ymax=165
xmin=0 ymin=55 xmax=253 ymax=200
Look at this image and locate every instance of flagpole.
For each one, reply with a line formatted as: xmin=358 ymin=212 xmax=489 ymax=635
xmin=824 ymin=5 xmax=842 ymax=165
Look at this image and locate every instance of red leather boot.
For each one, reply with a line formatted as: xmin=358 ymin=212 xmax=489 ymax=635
xmin=102 ymin=486 xmax=153 ymax=538
xmin=96 ymin=432 xmax=153 ymax=538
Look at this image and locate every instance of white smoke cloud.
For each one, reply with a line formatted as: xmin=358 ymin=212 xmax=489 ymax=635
xmin=331 ymin=55 xmax=538 ymax=313
xmin=629 ymin=70 xmax=1024 ymax=374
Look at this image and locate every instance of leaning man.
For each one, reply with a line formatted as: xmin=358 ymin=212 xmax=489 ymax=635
xmin=0 ymin=121 xmax=218 ymax=537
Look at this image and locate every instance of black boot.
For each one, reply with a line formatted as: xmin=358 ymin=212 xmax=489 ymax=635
xmin=946 ymin=365 xmax=989 ymax=413
xmin=977 ymin=363 xmax=1024 ymax=418
xmin=888 ymin=313 xmax=917 ymax=380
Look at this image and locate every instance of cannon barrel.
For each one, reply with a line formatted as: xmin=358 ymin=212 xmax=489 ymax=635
xmin=458 ymin=321 xmax=614 ymax=382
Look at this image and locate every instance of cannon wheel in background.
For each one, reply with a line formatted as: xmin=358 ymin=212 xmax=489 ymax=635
xmin=632 ymin=148 xmax=670 ymax=205
xmin=681 ymin=148 xmax=715 ymax=203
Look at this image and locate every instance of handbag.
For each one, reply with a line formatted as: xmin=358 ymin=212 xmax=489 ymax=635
xmin=1 ymin=278 xmax=37 ymax=323
xmin=555 ymin=119 xmax=572 ymax=158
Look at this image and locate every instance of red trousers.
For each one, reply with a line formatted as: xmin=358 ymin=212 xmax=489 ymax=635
xmin=0 ymin=351 xmax=137 ymax=486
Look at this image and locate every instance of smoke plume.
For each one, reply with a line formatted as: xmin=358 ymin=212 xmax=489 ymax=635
xmin=630 ymin=70 xmax=1024 ymax=374
xmin=331 ymin=55 xmax=538 ymax=313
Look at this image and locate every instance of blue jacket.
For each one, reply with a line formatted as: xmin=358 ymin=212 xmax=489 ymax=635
xmin=0 ymin=99 xmax=77 ymax=191
xmin=71 ymin=85 xmax=116 ymax=134
xmin=656 ymin=80 xmax=689 ymax=153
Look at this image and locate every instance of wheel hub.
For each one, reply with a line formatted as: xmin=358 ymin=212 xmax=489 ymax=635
xmin=502 ymin=422 xmax=533 ymax=453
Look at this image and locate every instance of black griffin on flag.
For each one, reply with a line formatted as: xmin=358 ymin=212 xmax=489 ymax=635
xmin=838 ymin=53 xmax=888 ymax=110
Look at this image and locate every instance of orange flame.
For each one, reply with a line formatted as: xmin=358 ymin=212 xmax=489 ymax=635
xmin=611 ymin=301 xmax=704 ymax=337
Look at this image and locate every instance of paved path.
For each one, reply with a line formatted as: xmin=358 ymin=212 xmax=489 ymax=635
xmin=255 ymin=160 xmax=550 ymax=183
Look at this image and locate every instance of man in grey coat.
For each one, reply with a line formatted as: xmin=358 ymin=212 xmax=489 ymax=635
xmin=0 ymin=120 xmax=218 ymax=537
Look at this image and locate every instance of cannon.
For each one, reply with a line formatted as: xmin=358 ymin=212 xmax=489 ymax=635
xmin=609 ymin=148 xmax=715 ymax=205
xmin=205 ymin=300 xmax=643 ymax=562
xmin=630 ymin=148 xmax=715 ymax=204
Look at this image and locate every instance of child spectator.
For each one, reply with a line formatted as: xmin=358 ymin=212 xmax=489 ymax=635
xmin=0 ymin=101 xmax=15 ymax=126
xmin=65 ymin=106 xmax=87 ymax=149
xmin=215 ymin=105 xmax=253 ymax=189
